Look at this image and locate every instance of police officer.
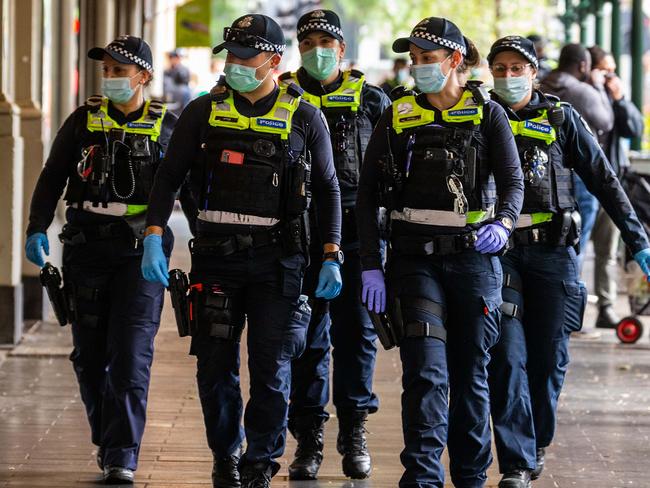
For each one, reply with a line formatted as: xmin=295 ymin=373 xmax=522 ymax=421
xmin=140 ymin=14 xmax=343 ymax=488
xmin=277 ymin=9 xmax=390 ymax=481
xmin=485 ymin=36 xmax=650 ymax=487
xmin=24 ymin=36 xmax=177 ymax=484
xmin=356 ymin=18 xmax=524 ymax=487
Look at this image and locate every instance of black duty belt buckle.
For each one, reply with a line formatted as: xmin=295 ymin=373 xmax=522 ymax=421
xmin=235 ymin=234 xmax=254 ymax=250
xmin=462 ymin=232 xmax=478 ymax=249
xmin=531 ymin=228 xmax=541 ymax=243
xmin=59 ymin=228 xmax=86 ymax=246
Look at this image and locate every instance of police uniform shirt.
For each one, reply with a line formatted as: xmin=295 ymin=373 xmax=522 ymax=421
xmin=27 ymin=101 xmax=178 ymax=236
xmin=356 ymin=91 xmax=524 ymax=271
xmin=505 ymin=90 xmax=649 ymax=255
xmin=145 ymin=85 xmax=342 ymax=246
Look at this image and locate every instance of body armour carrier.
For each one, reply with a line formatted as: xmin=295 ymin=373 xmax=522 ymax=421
xmin=386 ymin=85 xmax=497 ymax=226
xmin=198 ymin=81 xmax=310 ymax=221
xmin=64 ymin=96 xmax=166 ymax=216
xmin=279 ymin=70 xmax=373 ymax=195
xmin=508 ymin=97 xmax=574 ymax=215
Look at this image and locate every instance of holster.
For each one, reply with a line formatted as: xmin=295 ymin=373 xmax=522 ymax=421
xmin=168 ymin=269 xmax=193 ymax=337
xmin=369 ymin=309 xmax=402 ymax=350
xmin=39 ymin=262 xmax=69 ymax=327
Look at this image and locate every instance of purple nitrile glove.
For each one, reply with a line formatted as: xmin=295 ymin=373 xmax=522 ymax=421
xmin=361 ymin=269 xmax=386 ymax=313
xmin=475 ymin=222 xmax=509 ymax=254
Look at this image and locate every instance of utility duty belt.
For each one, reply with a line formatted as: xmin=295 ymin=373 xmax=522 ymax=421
xmin=390 ymin=231 xmax=478 ymax=256
xmin=511 ymin=210 xmax=581 ymax=250
xmin=58 ymin=215 xmax=147 ymax=248
xmin=191 ymin=217 xmax=306 ymax=258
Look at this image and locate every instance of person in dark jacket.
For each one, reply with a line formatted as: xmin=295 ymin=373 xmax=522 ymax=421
xmin=141 ymin=14 xmax=343 ymax=488
xmin=588 ymin=45 xmax=645 ymax=329
xmin=487 ymin=36 xmax=650 ymax=487
xmin=24 ymin=36 xmax=177 ymax=485
xmin=357 ymin=17 xmax=524 ymax=487
xmin=540 ymin=44 xmax=615 ymax=273
xmin=279 ymin=9 xmax=391 ymax=481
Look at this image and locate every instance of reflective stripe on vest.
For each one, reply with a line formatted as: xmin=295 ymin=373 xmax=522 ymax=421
xmin=283 ymin=70 xmax=364 ymax=112
xmin=390 ymin=206 xmax=494 ymax=227
xmin=515 ymin=212 xmax=554 ymax=229
xmin=392 ymin=89 xmax=483 ymax=134
xmin=86 ymin=98 xmax=165 ymax=142
xmin=208 ymin=85 xmax=301 ymax=140
xmin=509 ymin=108 xmax=557 ymax=145
xmin=198 ymin=209 xmax=279 ymax=227
xmin=72 ymin=201 xmax=148 ymax=217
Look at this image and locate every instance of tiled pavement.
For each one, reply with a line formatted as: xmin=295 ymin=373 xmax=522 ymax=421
xmin=1 ymin=213 xmax=649 ymax=487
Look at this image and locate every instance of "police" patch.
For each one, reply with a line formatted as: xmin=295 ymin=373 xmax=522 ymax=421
xmin=256 ymin=118 xmax=287 ymax=129
xmin=127 ymin=122 xmax=155 ymax=129
xmin=327 ymin=95 xmax=355 ymax=103
xmin=524 ymin=120 xmax=552 ymax=134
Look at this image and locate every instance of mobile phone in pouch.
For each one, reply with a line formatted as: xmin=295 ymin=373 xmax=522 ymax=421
xmin=221 ymin=149 xmax=245 ymax=165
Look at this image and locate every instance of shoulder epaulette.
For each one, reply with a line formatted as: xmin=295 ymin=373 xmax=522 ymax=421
xmin=466 ymin=80 xmax=490 ymax=104
xmin=148 ymin=99 xmax=165 ymax=119
xmin=350 ymin=68 xmax=365 ymax=78
xmin=85 ymin=95 xmax=104 ymax=112
xmin=389 ymin=85 xmax=414 ymax=102
xmin=209 ymin=75 xmax=229 ymax=102
xmin=285 ymin=82 xmax=304 ymax=99
xmin=278 ymin=71 xmax=293 ymax=82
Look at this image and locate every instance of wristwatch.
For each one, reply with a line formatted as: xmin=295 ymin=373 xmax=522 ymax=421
xmin=496 ymin=217 xmax=514 ymax=233
xmin=323 ymin=250 xmax=345 ymax=265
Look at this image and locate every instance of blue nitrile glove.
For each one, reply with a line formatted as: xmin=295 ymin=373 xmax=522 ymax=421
xmin=634 ymin=249 xmax=650 ymax=282
xmin=361 ymin=269 xmax=386 ymax=313
xmin=315 ymin=261 xmax=343 ymax=300
xmin=475 ymin=222 xmax=509 ymax=254
xmin=25 ymin=232 xmax=49 ymax=268
xmin=141 ymin=234 xmax=169 ymax=287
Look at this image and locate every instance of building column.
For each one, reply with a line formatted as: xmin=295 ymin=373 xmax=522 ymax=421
xmin=0 ymin=0 xmax=25 ymax=344
xmin=15 ymin=0 xmax=45 ymax=321
xmin=630 ymin=0 xmax=644 ymax=150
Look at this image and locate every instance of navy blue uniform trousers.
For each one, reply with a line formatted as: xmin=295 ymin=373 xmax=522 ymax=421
xmin=189 ymin=243 xmax=310 ymax=472
xmin=289 ymin=243 xmax=378 ymax=423
xmin=63 ymin=229 xmax=172 ymax=470
xmin=387 ymin=250 xmax=502 ymax=488
xmin=488 ymin=245 xmax=587 ymax=472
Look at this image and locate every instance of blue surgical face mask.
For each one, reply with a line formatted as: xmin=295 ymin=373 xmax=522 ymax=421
xmin=411 ymin=57 xmax=451 ymax=94
xmin=102 ymin=73 xmax=141 ymax=104
xmin=396 ymin=67 xmax=409 ymax=83
xmin=224 ymin=56 xmax=273 ymax=93
xmin=302 ymin=47 xmax=339 ymax=81
xmin=493 ymin=76 xmax=531 ymax=105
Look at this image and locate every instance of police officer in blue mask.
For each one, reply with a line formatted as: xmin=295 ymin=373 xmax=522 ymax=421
xmin=356 ymin=17 xmax=524 ymax=488
xmin=140 ymin=14 xmax=343 ymax=488
xmin=486 ymin=36 xmax=650 ymax=488
xmin=277 ymin=9 xmax=391 ymax=481
xmin=24 ymin=36 xmax=178 ymax=484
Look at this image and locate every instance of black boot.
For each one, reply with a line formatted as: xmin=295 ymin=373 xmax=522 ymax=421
xmin=212 ymin=446 xmax=241 ymax=488
xmin=288 ymin=416 xmax=326 ymax=480
xmin=240 ymin=462 xmax=272 ymax=488
xmin=531 ymin=447 xmax=545 ymax=480
xmin=498 ymin=469 xmax=532 ymax=488
xmin=337 ymin=410 xmax=372 ymax=479
xmin=595 ymin=305 xmax=620 ymax=329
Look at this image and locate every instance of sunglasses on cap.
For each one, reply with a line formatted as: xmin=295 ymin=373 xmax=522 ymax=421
xmin=223 ymin=27 xmax=280 ymax=55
